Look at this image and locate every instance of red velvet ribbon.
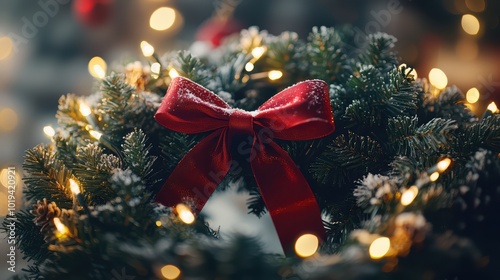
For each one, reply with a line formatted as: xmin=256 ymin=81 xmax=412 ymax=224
xmin=154 ymin=77 xmax=335 ymax=252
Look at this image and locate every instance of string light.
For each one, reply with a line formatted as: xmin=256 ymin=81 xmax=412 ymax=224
xmin=245 ymin=62 xmax=255 ymax=72
xmin=88 ymin=57 xmax=107 ymax=79
xmin=0 ymin=168 xmax=9 ymax=188
xmin=160 ymin=264 xmax=181 ymax=280
xmin=150 ymin=7 xmax=176 ymax=31
xmin=429 ymin=172 xmax=440 ymax=182
xmin=369 ymin=237 xmax=391 ymax=259
xmin=175 ymin=203 xmax=195 ymax=224
xmin=466 ymin=88 xmax=480 ymax=104
xmin=400 ymin=186 xmax=419 ymax=206
xmin=487 ymin=102 xmax=498 ymax=113
xmin=89 ymin=130 xmax=103 ymax=140
xmin=251 ymin=46 xmax=266 ymax=59
xmin=43 ymin=126 xmax=56 ymax=137
xmin=398 ymin=63 xmax=418 ymax=79
xmin=294 ymin=233 xmax=319 ymax=258
xmin=79 ymin=103 xmax=92 ymax=117
xmin=461 ymin=14 xmax=480 ymax=35
xmin=141 ymin=41 xmax=155 ymax=57
xmin=268 ymin=70 xmax=283 ymax=80
xmin=155 ymin=221 xmax=162 ymax=227
xmin=53 ymin=217 xmax=69 ymax=235
xmin=169 ymin=68 xmax=179 ymax=79
xmin=151 ymin=62 xmax=161 ymax=79
xmin=69 ymin=179 xmax=81 ymax=195
xmin=0 ymin=36 xmax=14 ymax=60
xmin=437 ymin=158 xmax=452 ymax=173
xmin=428 ymin=68 xmax=448 ymax=90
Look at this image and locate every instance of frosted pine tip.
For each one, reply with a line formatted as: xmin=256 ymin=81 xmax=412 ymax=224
xmin=141 ymin=41 xmax=155 ymax=57
xmin=53 ymin=217 xmax=69 ymax=235
xmin=43 ymin=126 xmax=55 ymax=137
xmin=369 ymin=237 xmax=390 ymax=259
xmin=79 ymin=103 xmax=92 ymax=117
xmin=69 ymin=179 xmax=81 ymax=195
xmin=400 ymin=186 xmax=418 ymax=206
xmin=294 ymin=233 xmax=319 ymax=258
xmin=175 ymin=203 xmax=195 ymax=224
xmin=160 ymin=264 xmax=181 ymax=280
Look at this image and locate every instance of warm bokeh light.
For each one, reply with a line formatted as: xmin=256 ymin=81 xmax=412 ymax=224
xmin=268 ymin=70 xmax=283 ymax=80
xmin=429 ymin=172 xmax=440 ymax=182
xmin=465 ymin=0 xmax=486 ymax=12
xmin=169 ymin=68 xmax=179 ymax=79
xmin=400 ymin=186 xmax=419 ymax=206
xmin=466 ymin=88 xmax=480 ymax=104
xmin=69 ymin=179 xmax=80 ymax=195
xmin=487 ymin=102 xmax=498 ymax=113
xmin=141 ymin=41 xmax=155 ymax=57
xmin=0 ymin=168 xmax=9 ymax=188
xmin=156 ymin=220 xmax=162 ymax=227
xmin=0 ymin=108 xmax=19 ymax=132
xmin=89 ymin=130 xmax=103 ymax=140
xmin=0 ymin=36 xmax=14 ymax=60
xmin=175 ymin=203 xmax=195 ymax=224
xmin=150 ymin=7 xmax=176 ymax=31
xmin=53 ymin=217 xmax=69 ymax=235
xmin=43 ymin=126 xmax=56 ymax=137
xmin=369 ymin=237 xmax=391 ymax=259
xmin=79 ymin=103 xmax=92 ymax=117
xmin=151 ymin=62 xmax=161 ymax=79
xmin=0 ymin=192 xmax=7 ymax=215
xmin=251 ymin=46 xmax=266 ymax=59
xmin=88 ymin=56 xmax=107 ymax=79
xmin=398 ymin=63 xmax=418 ymax=79
xmin=461 ymin=14 xmax=480 ymax=35
xmin=437 ymin=158 xmax=452 ymax=172
xmin=428 ymin=68 xmax=448 ymax=90
xmin=160 ymin=264 xmax=181 ymax=280
xmin=294 ymin=233 xmax=319 ymax=258
xmin=245 ymin=62 xmax=255 ymax=72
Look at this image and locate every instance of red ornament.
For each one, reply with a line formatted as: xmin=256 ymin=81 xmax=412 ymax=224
xmin=195 ymin=18 xmax=243 ymax=47
xmin=154 ymin=77 xmax=335 ymax=253
xmin=73 ymin=0 xmax=113 ymax=27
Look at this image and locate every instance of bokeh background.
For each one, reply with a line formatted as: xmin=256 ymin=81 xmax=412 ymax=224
xmin=1 ymin=0 xmax=499 ymax=276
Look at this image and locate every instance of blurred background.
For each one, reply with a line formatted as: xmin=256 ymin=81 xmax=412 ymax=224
xmin=1 ymin=0 xmax=499 ymax=275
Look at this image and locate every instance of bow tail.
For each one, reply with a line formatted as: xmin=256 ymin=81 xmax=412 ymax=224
xmin=154 ymin=129 xmax=232 ymax=213
xmin=251 ymin=138 xmax=325 ymax=253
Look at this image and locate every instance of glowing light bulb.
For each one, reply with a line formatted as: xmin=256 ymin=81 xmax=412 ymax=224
xmin=160 ymin=264 xmax=181 ymax=280
xmin=0 ymin=169 xmax=8 ymax=188
xmin=465 ymin=0 xmax=486 ymax=12
xmin=429 ymin=172 xmax=440 ymax=182
xmin=88 ymin=57 xmax=107 ymax=79
xmin=141 ymin=41 xmax=155 ymax=57
xmin=151 ymin=62 xmax=161 ymax=79
xmin=369 ymin=237 xmax=391 ymax=259
xmin=156 ymin=221 xmax=162 ymax=227
xmin=400 ymin=186 xmax=419 ymax=206
xmin=150 ymin=7 xmax=176 ymax=31
xmin=0 ymin=36 xmax=14 ymax=60
xmin=466 ymin=88 xmax=480 ymax=104
xmin=462 ymin=14 xmax=480 ymax=35
xmin=428 ymin=68 xmax=448 ymax=90
xmin=175 ymin=203 xmax=195 ymax=224
xmin=245 ymin=62 xmax=255 ymax=72
xmin=398 ymin=63 xmax=418 ymax=79
xmin=69 ymin=179 xmax=80 ymax=195
xmin=169 ymin=68 xmax=179 ymax=79
xmin=268 ymin=70 xmax=283 ymax=80
xmin=89 ymin=130 xmax=102 ymax=140
xmin=79 ymin=103 xmax=92 ymax=117
xmin=294 ymin=233 xmax=319 ymax=258
xmin=251 ymin=46 xmax=266 ymax=59
xmin=487 ymin=102 xmax=498 ymax=113
xmin=437 ymin=158 xmax=452 ymax=172
xmin=43 ymin=126 xmax=56 ymax=137
xmin=53 ymin=217 xmax=69 ymax=235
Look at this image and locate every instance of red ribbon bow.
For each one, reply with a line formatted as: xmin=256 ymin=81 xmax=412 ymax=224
xmin=154 ymin=77 xmax=335 ymax=252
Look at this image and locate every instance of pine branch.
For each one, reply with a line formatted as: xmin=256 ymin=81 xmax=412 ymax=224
xmin=360 ymin=33 xmax=398 ymax=72
xmin=172 ymin=50 xmax=212 ymax=87
xmin=55 ymin=94 xmax=91 ymax=142
xmin=122 ymin=129 xmax=157 ymax=181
